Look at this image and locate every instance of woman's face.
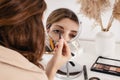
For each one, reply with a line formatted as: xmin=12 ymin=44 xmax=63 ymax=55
xmin=47 ymin=18 xmax=79 ymax=42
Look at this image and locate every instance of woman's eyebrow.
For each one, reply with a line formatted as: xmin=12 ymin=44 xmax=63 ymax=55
xmin=54 ymin=25 xmax=78 ymax=33
xmin=55 ymin=25 xmax=64 ymax=29
xmin=71 ymin=30 xmax=77 ymax=33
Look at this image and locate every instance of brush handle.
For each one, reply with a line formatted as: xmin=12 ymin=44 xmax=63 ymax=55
xmin=83 ymin=65 xmax=88 ymax=80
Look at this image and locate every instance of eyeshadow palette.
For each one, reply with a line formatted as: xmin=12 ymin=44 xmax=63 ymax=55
xmin=91 ymin=56 xmax=120 ymax=76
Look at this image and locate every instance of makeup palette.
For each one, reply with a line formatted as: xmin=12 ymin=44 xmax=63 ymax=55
xmin=91 ymin=56 xmax=120 ymax=76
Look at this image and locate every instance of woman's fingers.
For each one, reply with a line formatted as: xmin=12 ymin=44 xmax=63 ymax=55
xmin=63 ymin=40 xmax=71 ymax=57
xmin=54 ymin=38 xmax=71 ymax=59
xmin=54 ymin=38 xmax=64 ymax=54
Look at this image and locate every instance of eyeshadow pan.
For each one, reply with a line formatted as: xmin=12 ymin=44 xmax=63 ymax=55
xmin=95 ymin=64 xmax=99 ymax=69
xmin=116 ymin=68 xmax=120 ymax=72
xmin=96 ymin=64 xmax=103 ymax=70
xmin=110 ymin=67 xmax=116 ymax=71
xmin=103 ymin=66 xmax=110 ymax=71
xmin=99 ymin=64 xmax=104 ymax=69
xmin=93 ymin=64 xmax=97 ymax=68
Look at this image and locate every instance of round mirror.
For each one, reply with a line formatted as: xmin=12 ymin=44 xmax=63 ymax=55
xmin=45 ymin=8 xmax=82 ymax=79
xmin=45 ymin=8 xmax=82 ymax=52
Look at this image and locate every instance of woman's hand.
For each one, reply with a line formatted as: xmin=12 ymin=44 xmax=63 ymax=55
xmin=52 ymin=38 xmax=71 ymax=69
xmin=46 ymin=38 xmax=71 ymax=80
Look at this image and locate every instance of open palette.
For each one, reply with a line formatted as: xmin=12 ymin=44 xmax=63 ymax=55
xmin=91 ymin=56 xmax=120 ymax=76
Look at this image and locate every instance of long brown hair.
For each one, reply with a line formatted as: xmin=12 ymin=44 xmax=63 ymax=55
xmin=46 ymin=8 xmax=79 ymax=29
xmin=0 ymin=0 xmax=46 ymax=68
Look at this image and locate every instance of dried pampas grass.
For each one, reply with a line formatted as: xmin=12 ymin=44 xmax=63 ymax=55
xmin=106 ymin=0 xmax=120 ymax=31
xmin=78 ymin=0 xmax=111 ymax=31
xmin=78 ymin=0 xmax=110 ymax=21
xmin=78 ymin=0 xmax=120 ymax=31
xmin=113 ymin=0 xmax=120 ymax=21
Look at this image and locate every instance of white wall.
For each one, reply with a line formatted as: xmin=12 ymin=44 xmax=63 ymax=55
xmin=44 ymin=0 xmax=120 ymax=43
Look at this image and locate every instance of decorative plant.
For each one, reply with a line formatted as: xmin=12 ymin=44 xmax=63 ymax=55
xmin=78 ymin=0 xmax=120 ymax=32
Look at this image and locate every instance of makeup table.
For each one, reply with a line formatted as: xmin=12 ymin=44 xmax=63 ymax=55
xmin=41 ymin=40 xmax=120 ymax=80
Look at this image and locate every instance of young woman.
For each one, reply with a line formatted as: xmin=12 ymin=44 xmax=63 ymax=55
xmin=0 ymin=0 xmax=71 ymax=80
xmin=45 ymin=8 xmax=80 ymax=52
xmin=44 ymin=8 xmax=82 ymax=79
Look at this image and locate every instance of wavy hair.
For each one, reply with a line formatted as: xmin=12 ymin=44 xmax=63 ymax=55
xmin=0 ymin=0 xmax=46 ymax=68
xmin=46 ymin=8 xmax=79 ymax=29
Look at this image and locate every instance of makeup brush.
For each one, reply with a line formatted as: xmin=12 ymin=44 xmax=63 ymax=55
xmin=59 ymin=32 xmax=75 ymax=67
xmin=83 ymin=65 xmax=88 ymax=80
xmin=49 ymin=38 xmax=55 ymax=51
xmin=59 ymin=32 xmax=61 ymax=39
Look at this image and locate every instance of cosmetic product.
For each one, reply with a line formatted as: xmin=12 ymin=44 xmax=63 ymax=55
xmin=89 ymin=77 xmax=100 ymax=80
xmin=91 ymin=56 xmax=120 ymax=76
xmin=49 ymin=38 xmax=55 ymax=51
xmin=71 ymin=52 xmax=75 ymax=56
xmin=83 ymin=65 xmax=88 ymax=80
xmin=66 ymin=62 xmax=69 ymax=77
xmin=69 ymin=61 xmax=75 ymax=66
xmin=49 ymin=32 xmax=61 ymax=51
xmin=59 ymin=32 xmax=61 ymax=39
xmin=56 ymin=61 xmax=82 ymax=78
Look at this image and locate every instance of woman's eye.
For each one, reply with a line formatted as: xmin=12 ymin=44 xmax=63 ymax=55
xmin=53 ymin=30 xmax=61 ymax=34
xmin=70 ymin=34 xmax=76 ymax=38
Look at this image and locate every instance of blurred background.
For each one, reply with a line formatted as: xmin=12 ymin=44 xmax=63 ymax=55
xmin=44 ymin=0 xmax=120 ymax=43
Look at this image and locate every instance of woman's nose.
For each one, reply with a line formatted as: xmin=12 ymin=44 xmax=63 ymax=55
xmin=63 ymin=34 xmax=70 ymax=42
